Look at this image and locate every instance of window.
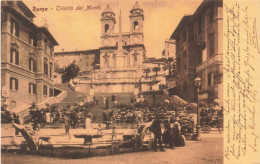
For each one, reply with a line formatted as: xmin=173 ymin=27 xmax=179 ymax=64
xmin=134 ymin=21 xmax=139 ymax=30
xmin=86 ymin=62 xmax=89 ymax=67
xmin=44 ymin=59 xmax=48 ymax=75
xmin=50 ymin=45 xmax=53 ymax=56
xmin=209 ymin=33 xmax=214 ymax=57
xmin=104 ymin=54 xmax=109 ymax=67
xmin=198 ymin=18 xmax=202 ymax=34
xmin=177 ymin=57 xmax=180 ymax=73
xmin=10 ymin=49 xmax=19 ymax=65
xmin=29 ymin=83 xmax=36 ymax=94
xmin=209 ymin=7 xmax=214 ymax=24
xmin=134 ymin=55 xmax=138 ymax=66
xmin=208 ymin=72 xmax=213 ymax=86
xmin=49 ymin=63 xmax=52 ymax=78
xmin=105 ymin=24 xmax=109 ymax=33
xmin=43 ymin=85 xmax=47 ymax=96
xmin=10 ymin=19 xmax=19 ymax=37
xmin=44 ymin=39 xmax=47 ymax=51
xmin=10 ymin=77 xmax=18 ymax=90
xmin=29 ymin=32 xmax=36 ymax=46
xmin=49 ymin=88 xmax=53 ymax=97
xmin=10 ymin=101 xmax=16 ymax=108
xmin=183 ymin=51 xmax=187 ymax=70
xmin=29 ymin=58 xmax=36 ymax=72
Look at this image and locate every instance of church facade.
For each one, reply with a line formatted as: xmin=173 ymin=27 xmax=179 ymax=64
xmin=72 ymin=2 xmax=152 ymax=93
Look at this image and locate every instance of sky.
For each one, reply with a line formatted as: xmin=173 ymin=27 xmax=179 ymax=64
xmin=24 ymin=0 xmax=203 ymax=58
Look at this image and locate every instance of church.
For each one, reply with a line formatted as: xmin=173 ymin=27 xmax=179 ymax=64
xmin=55 ymin=2 xmax=161 ymax=93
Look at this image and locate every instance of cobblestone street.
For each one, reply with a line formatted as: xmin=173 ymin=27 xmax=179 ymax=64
xmin=2 ymin=133 xmax=223 ymax=164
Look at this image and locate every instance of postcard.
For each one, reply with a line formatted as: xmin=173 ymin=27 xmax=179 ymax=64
xmin=1 ymin=0 xmax=259 ymax=163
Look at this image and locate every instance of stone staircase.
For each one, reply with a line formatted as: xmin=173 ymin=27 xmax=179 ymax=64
xmin=54 ymin=83 xmax=73 ymax=92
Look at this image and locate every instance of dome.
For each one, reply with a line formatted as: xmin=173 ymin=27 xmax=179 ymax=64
xmin=102 ymin=4 xmax=114 ymax=14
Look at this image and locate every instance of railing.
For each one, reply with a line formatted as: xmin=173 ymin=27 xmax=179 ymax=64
xmin=36 ymin=89 xmax=67 ymax=109
xmin=196 ymin=54 xmax=223 ymax=73
xmin=53 ymin=88 xmax=68 ymax=103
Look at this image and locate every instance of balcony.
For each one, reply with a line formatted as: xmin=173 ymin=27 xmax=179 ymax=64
xmin=196 ymin=54 xmax=222 ymax=73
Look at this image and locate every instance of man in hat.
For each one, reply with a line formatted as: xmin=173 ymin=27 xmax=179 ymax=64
xmin=150 ymin=114 xmax=165 ymax=152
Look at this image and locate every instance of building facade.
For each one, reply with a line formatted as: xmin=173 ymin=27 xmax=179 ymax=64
xmin=1 ymin=1 xmax=58 ymax=112
xmin=54 ymin=49 xmax=100 ymax=73
xmin=72 ymin=2 xmax=149 ymax=93
xmin=171 ymin=0 xmax=223 ymax=106
xmin=162 ymin=39 xmax=176 ymax=59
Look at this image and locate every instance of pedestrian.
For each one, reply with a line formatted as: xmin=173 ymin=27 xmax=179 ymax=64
xmin=150 ymin=115 xmax=165 ymax=152
xmin=163 ymin=120 xmax=174 ymax=149
xmin=112 ymin=126 xmax=117 ymax=139
xmin=172 ymin=121 xmax=185 ymax=147
xmin=114 ymin=96 xmax=118 ymax=107
xmin=64 ymin=113 xmax=70 ymax=134
xmin=106 ymin=98 xmax=109 ymax=109
xmin=103 ymin=110 xmax=107 ymax=124
xmin=109 ymin=109 xmax=113 ymax=121
xmin=103 ymin=97 xmax=106 ymax=105
xmin=112 ymin=94 xmax=115 ymax=103
xmin=14 ymin=115 xmax=20 ymax=135
xmin=97 ymin=123 xmax=103 ymax=138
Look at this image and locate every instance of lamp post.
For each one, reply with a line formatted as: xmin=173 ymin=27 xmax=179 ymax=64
xmin=194 ymin=77 xmax=201 ymax=141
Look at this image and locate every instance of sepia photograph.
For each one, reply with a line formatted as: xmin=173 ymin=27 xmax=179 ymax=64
xmin=1 ymin=0 xmax=228 ymax=163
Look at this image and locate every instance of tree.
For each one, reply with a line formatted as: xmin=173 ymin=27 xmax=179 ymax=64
xmin=164 ymin=58 xmax=176 ymax=78
xmin=143 ymin=68 xmax=151 ymax=77
xmin=62 ymin=62 xmax=80 ymax=83
xmin=152 ymin=66 xmax=161 ymax=76
xmin=162 ymin=64 xmax=168 ymax=76
xmin=168 ymin=58 xmax=176 ymax=78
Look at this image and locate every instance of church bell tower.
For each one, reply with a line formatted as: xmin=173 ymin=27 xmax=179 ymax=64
xmin=129 ymin=1 xmax=144 ymax=34
xmin=101 ymin=5 xmax=116 ymax=36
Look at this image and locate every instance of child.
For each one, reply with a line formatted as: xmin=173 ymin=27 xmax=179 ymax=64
xmin=97 ymin=124 xmax=103 ymax=138
xmin=112 ymin=126 xmax=117 ymax=139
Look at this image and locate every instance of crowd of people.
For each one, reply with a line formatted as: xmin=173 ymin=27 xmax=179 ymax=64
xmin=200 ymin=105 xmax=223 ymax=130
xmin=130 ymin=94 xmax=148 ymax=104
xmin=24 ymin=102 xmax=95 ymax=131
xmin=150 ymin=116 xmax=185 ymax=151
xmin=112 ymin=103 xmax=195 ymax=135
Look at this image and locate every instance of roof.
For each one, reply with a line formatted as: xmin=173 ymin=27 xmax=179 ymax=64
xmin=193 ymin=0 xmax=222 ymax=18
xmin=170 ymin=0 xmax=223 ymax=39
xmin=131 ymin=1 xmax=143 ymax=11
xmin=144 ymin=58 xmax=166 ymax=63
xmin=2 ymin=4 xmax=58 ymax=46
xmin=170 ymin=15 xmax=191 ymax=39
xmin=38 ymin=27 xmax=59 ymax=46
xmin=16 ymin=1 xmax=35 ymax=18
xmin=55 ymin=49 xmax=100 ymax=55
xmin=102 ymin=4 xmax=114 ymax=14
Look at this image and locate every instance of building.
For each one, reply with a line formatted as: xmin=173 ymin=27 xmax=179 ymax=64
xmin=70 ymin=2 xmax=152 ymax=93
xmin=53 ymin=1 xmax=165 ymax=93
xmin=162 ymin=39 xmax=176 ymax=59
xmin=170 ymin=0 xmax=223 ymax=105
xmin=1 ymin=1 xmax=59 ymax=112
xmin=54 ymin=49 xmax=100 ymax=73
xmin=94 ymin=2 xmax=145 ymax=93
